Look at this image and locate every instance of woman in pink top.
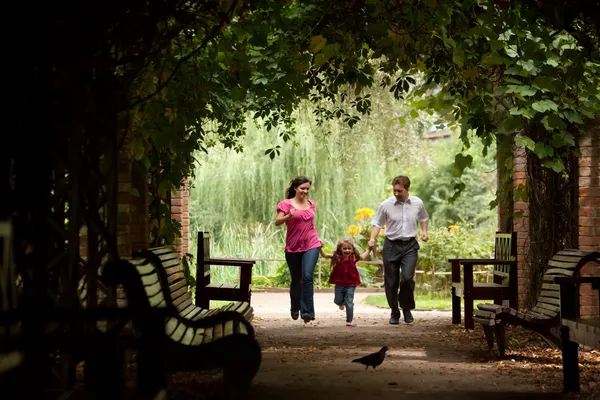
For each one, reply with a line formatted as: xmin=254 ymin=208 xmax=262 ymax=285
xmin=275 ymin=176 xmax=322 ymax=323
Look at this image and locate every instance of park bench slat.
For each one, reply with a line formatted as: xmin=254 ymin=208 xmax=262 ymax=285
xmin=546 ymin=268 xmax=575 ymax=276
xmin=542 ymin=283 xmax=560 ymax=291
xmin=167 ymin=272 xmax=185 ymax=284
xmin=536 ymin=302 xmax=560 ymax=313
xmin=530 ymin=306 xmax=557 ymax=318
xmin=556 ymin=250 xmax=586 ymax=257
xmin=179 ymin=303 xmax=196 ymax=318
xmin=540 ymin=290 xmax=560 ymax=299
xmin=548 ymin=260 xmax=578 ymax=269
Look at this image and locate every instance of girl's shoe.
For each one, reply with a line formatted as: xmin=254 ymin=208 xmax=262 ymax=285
xmin=339 ymin=305 xmax=345 ymax=311
xmin=346 ymin=322 xmax=355 ymax=327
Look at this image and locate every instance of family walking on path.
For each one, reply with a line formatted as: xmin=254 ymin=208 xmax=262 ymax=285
xmin=275 ymin=175 xmax=429 ymax=326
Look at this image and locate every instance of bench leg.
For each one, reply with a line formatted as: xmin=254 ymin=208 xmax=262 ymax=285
xmin=451 ymin=288 xmax=461 ymax=325
xmin=494 ymin=322 xmax=506 ymax=357
xmin=482 ymin=325 xmax=495 ymax=349
xmin=464 ymin=298 xmax=474 ymax=330
xmin=561 ymin=326 xmax=580 ymax=392
xmin=222 ymin=335 xmax=262 ymax=398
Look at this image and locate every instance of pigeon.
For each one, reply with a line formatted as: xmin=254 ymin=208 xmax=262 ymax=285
xmin=352 ymin=346 xmax=389 ymax=370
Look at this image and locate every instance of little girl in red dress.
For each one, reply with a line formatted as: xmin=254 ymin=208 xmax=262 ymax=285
xmin=320 ymin=238 xmax=371 ymax=326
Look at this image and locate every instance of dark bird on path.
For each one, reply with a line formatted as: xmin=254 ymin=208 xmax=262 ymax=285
xmin=352 ymin=346 xmax=389 ymax=370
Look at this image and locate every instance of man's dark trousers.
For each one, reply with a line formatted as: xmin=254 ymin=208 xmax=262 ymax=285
xmin=382 ymin=237 xmax=419 ymax=318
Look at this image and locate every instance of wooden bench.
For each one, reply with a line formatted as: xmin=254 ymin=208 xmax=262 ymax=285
xmin=473 ymin=250 xmax=600 ymax=356
xmin=195 ymin=232 xmax=256 ymax=309
xmin=127 ymin=247 xmax=260 ymax=393
xmin=555 ymin=275 xmax=600 ymax=392
xmin=450 ymin=232 xmax=517 ymax=330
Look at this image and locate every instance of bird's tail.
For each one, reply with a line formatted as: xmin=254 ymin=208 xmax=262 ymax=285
xmin=351 ymin=358 xmax=361 ymax=363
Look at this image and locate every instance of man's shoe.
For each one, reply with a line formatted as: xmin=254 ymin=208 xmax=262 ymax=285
xmin=389 ymin=317 xmax=400 ymax=325
xmin=403 ymin=309 xmax=414 ymax=324
xmin=291 ymin=311 xmax=299 ymax=320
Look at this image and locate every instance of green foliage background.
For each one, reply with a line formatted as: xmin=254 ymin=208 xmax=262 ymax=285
xmin=187 ymin=87 xmax=498 ymax=294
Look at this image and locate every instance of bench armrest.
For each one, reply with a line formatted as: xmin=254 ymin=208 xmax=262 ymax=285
xmin=452 ymin=259 xmax=515 ymax=266
xmin=203 ymin=258 xmax=255 ymax=267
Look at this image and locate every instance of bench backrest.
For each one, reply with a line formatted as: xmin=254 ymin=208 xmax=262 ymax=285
xmin=135 ymin=247 xmax=194 ymax=315
xmin=531 ymin=249 xmax=600 ymax=321
xmin=493 ymin=232 xmax=517 ymax=284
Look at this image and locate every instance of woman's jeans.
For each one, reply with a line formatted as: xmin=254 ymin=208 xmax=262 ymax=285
xmin=334 ymin=285 xmax=356 ymax=322
xmin=285 ymin=247 xmax=320 ymax=319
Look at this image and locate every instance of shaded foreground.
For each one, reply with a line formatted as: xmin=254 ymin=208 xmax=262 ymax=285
xmin=169 ymin=293 xmax=599 ymax=399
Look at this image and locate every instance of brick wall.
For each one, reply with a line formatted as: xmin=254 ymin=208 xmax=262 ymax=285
xmin=578 ymin=120 xmax=600 ymax=319
xmin=513 ymin=143 xmax=530 ymax=309
xmin=171 ymin=178 xmax=190 ymax=258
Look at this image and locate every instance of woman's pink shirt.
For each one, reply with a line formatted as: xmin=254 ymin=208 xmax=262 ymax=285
xmin=276 ymin=199 xmax=322 ymax=253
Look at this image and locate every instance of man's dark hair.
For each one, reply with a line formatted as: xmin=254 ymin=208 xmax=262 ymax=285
xmin=391 ymin=175 xmax=411 ymax=189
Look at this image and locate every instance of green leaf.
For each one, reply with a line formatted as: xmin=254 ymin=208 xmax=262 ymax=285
xmin=534 ymin=141 xmax=554 ymax=158
xmin=410 ymin=110 xmax=419 ymax=119
xmin=452 ymin=46 xmax=465 ymax=68
xmin=132 ymin=140 xmax=145 ymax=160
xmin=423 ymin=0 xmax=437 ymax=9
xmin=563 ymin=110 xmax=584 ymax=124
xmin=314 ymin=53 xmax=329 ymax=68
xmin=531 ymin=100 xmax=558 ymax=113
xmin=322 ymin=43 xmax=341 ymax=58
xmin=452 ymin=153 xmax=473 ymax=177
xmin=532 ymin=76 xmax=556 ymax=92
xmin=515 ymin=135 xmax=535 ymax=151
xmin=481 ymin=52 xmax=504 ymax=67
xmin=505 ymin=85 xmax=537 ymax=96
xmin=309 ymin=35 xmax=327 ymax=53
xmin=130 ymin=188 xmax=140 ymax=197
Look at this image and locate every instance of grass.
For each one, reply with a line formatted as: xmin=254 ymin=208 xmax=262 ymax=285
xmin=363 ymin=293 xmax=452 ymax=310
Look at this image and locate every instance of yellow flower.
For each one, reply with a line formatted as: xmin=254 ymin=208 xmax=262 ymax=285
xmin=448 ymin=225 xmax=459 ymax=232
xmin=346 ymin=225 xmax=361 ymax=235
xmin=354 ymin=207 xmax=374 ymax=221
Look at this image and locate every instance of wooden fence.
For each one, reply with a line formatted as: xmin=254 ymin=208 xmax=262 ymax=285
xmin=247 ymin=258 xmax=496 ymax=292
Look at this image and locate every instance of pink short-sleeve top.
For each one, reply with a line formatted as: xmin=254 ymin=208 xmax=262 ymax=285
xmin=276 ymin=199 xmax=322 ymax=253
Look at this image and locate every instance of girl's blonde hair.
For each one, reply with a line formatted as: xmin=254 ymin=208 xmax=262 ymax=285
xmin=329 ymin=238 xmax=361 ymax=271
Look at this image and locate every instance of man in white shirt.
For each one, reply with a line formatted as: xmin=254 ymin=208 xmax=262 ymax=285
xmin=368 ymin=176 xmax=429 ymax=325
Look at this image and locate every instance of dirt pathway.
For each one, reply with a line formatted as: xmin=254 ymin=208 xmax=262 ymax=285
xmin=245 ymin=292 xmax=591 ymax=399
xmin=171 ymin=292 xmax=598 ymax=399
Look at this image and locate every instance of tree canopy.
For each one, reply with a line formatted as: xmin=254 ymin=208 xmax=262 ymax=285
xmin=95 ymin=0 xmax=600 ymax=246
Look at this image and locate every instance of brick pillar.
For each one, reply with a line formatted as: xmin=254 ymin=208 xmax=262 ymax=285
xmin=171 ymin=178 xmax=190 ymax=259
xmin=513 ymin=143 xmax=530 ymax=308
xmin=578 ymin=119 xmax=600 ymax=319
xmin=116 ymin=150 xmax=150 ymax=258
xmin=80 ymin=152 xmax=149 ymax=259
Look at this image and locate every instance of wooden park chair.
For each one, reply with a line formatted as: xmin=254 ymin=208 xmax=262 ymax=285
xmin=450 ymin=232 xmax=517 ymax=329
xmin=195 ymin=231 xmax=256 ymax=309
xmin=472 ymin=249 xmax=600 ymax=357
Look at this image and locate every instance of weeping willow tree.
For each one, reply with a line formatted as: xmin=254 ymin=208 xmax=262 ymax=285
xmin=190 ymin=81 xmax=438 ymax=246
